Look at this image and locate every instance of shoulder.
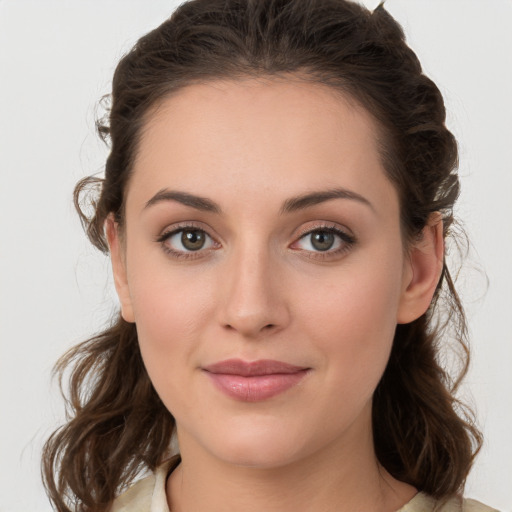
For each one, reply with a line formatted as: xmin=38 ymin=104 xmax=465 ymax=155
xmin=109 ymin=456 xmax=180 ymax=512
xmin=109 ymin=472 xmax=156 ymax=512
xmin=462 ymin=498 xmax=501 ymax=512
xmin=399 ymin=492 xmax=501 ymax=512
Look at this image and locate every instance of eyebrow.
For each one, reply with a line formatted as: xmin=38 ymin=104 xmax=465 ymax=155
xmin=279 ymin=187 xmax=375 ymax=214
xmin=143 ymin=187 xmax=374 ymax=215
xmin=144 ymin=189 xmax=222 ymax=213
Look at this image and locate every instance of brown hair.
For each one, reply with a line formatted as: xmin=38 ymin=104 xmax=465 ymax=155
xmin=42 ymin=1 xmax=482 ymax=510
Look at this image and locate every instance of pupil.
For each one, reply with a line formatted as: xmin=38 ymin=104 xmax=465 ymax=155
xmin=311 ymin=231 xmax=334 ymax=251
xmin=182 ymin=230 xmax=205 ymax=251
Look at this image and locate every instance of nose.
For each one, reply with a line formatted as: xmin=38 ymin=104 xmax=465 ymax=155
xmin=217 ymin=244 xmax=290 ymax=339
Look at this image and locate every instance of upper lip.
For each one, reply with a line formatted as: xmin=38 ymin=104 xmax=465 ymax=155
xmin=203 ymin=359 xmax=308 ymax=376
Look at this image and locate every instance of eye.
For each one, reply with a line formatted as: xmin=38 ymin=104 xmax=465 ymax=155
xmin=157 ymin=226 xmax=218 ymax=258
xmin=301 ymin=231 xmax=337 ymax=251
xmin=292 ymin=226 xmax=355 ymax=256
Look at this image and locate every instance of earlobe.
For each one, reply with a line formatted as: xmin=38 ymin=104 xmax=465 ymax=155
xmin=397 ymin=213 xmax=444 ymax=324
xmin=105 ymin=215 xmax=135 ymax=323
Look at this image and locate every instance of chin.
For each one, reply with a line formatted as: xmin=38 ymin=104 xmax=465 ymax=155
xmin=202 ymin=420 xmax=311 ymax=469
xmin=217 ymin=444 xmax=301 ymax=469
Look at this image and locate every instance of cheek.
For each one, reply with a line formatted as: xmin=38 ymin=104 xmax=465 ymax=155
xmin=125 ymin=229 xmax=405 ymax=422
xmin=126 ymin=252 xmax=218 ymax=395
xmin=294 ymin=250 xmax=404 ymax=391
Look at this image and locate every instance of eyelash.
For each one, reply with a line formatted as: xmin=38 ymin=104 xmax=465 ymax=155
xmin=156 ymin=222 xmax=219 ymax=260
xmin=156 ymin=222 xmax=356 ymax=261
xmin=292 ymin=223 xmax=356 ymax=260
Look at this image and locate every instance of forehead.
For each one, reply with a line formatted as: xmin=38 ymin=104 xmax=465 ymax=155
xmin=128 ymin=78 xmax=397 ymax=216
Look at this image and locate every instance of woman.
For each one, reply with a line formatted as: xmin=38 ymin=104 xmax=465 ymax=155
xmin=41 ymin=0 xmax=499 ymax=511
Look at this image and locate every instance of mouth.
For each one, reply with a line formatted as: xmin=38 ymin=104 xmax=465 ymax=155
xmin=202 ymin=359 xmax=311 ymax=402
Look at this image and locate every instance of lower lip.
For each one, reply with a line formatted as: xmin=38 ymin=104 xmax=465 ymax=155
xmin=205 ymin=370 xmax=309 ymax=402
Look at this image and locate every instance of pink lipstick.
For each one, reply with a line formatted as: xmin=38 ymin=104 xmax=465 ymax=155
xmin=202 ymin=359 xmax=310 ymax=402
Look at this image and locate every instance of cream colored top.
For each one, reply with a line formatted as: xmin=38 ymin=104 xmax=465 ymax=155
xmin=110 ymin=458 xmax=499 ymax=512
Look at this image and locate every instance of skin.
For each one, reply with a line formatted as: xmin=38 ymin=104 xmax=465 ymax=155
xmin=107 ymin=78 xmax=444 ymax=512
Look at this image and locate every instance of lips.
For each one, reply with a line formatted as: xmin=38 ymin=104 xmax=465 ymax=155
xmin=202 ymin=359 xmax=310 ymax=402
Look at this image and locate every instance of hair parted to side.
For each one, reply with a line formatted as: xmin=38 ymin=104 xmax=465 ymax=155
xmin=42 ymin=1 xmax=482 ymax=510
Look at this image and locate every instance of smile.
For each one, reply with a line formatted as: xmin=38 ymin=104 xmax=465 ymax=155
xmin=202 ymin=359 xmax=311 ymax=402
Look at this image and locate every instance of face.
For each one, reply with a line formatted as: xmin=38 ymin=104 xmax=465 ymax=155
xmin=109 ymin=78 xmax=437 ymax=469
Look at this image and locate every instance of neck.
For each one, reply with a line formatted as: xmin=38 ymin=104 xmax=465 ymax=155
xmin=166 ymin=411 xmax=416 ymax=512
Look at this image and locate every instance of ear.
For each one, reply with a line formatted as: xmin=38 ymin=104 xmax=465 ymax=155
xmin=105 ymin=215 xmax=135 ymax=323
xmin=397 ymin=213 xmax=444 ymax=324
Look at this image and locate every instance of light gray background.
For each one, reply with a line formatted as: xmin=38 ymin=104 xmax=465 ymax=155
xmin=1 ymin=1 xmax=511 ymax=510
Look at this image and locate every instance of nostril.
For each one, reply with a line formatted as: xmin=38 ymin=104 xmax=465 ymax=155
xmin=223 ymin=323 xmax=276 ymax=333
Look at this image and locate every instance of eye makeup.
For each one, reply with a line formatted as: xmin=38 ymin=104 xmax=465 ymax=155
xmin=290 ymin=222 xmax=356 ymax=261
xmin=155 ymin=222 xmax=220 ymax=260
xmin=155 ymin=221 xmax=357 ymax=262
